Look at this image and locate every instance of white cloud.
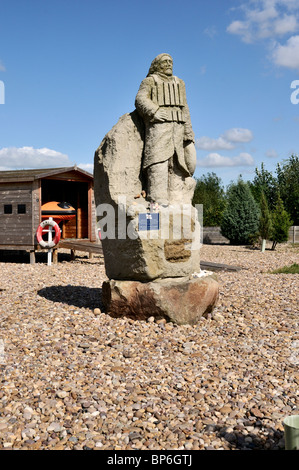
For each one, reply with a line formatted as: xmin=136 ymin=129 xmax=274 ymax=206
xmin=197 ymin=152 xmax=254 ymax=168
xmin=265 ymin=148 xmax=279 ymax=158
xmin=0 ymin=146 xmax=72 ymax=170
xmin=0 ymin=61 xmax=6 ymax=72
xmin=196 ymin=136 xmax=235 ymax=151
xmin=203 ymin=26 xmax=217 ymax=38
xmin=78 ymin=163 xmax=94 ymax=174
xmin=279 ymin=0 xmax=299 ymax=10
xmin=227 ymin=1 xmax=299 ymax=44
xmin=196 ymin=127 xmax=253 ymax=151
xmin=227 ymin=20 xmax=253 ymax=43
xmin=274 ymin=14 xmax=298 ymax=35
xmin=222 ymin=128 xmax=253 ymax=143
xmin=272 ymin=34 xmax=299 ymax=70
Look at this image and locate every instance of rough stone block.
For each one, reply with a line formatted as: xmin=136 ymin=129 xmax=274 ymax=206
xmin=102 ymin=273 xmax=219 ymax=325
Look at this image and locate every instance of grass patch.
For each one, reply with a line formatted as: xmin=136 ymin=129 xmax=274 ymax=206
xmin=270 ymin=263 xmax=299 ymax=274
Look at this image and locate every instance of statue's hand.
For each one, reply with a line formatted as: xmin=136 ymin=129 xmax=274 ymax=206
xmin=154 ymin=109 xmax=168 ymax=122
xmin=184 ymin=141 xmax=197 ymax=176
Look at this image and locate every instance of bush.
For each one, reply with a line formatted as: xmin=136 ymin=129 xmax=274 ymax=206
xmin=192 ymin=172 xmax=226 ymax=226
xmin=270 ymin=263 xmax=299 ymax=274
xmin=249 ymin=163 xmax=278 ymax=211
xmin=259 ymin=192 xmax=272 ymax=239
xmin=259 ymin=192 xmax=272 ymax=251
xmin=220 ymin=179 xmax=260 ymax=245
xmin=276 ymin=155 xmax=299 ymax=225
xmin=271 ymin=194 xmax=293 ymax=250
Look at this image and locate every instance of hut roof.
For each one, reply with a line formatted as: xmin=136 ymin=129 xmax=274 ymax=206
xmin=0 ymin=166 xmax=93 ymax=183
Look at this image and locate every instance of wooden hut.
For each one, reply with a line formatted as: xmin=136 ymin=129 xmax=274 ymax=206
xmin=0 ymin=166 xmax=96 ymax=262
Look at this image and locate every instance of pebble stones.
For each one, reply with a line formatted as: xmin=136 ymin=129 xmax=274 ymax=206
xmin=0 ymin=244 xmax=298 ymax=450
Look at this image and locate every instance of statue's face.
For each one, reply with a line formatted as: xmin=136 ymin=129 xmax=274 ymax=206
xmin=158 ymin=56 xmax=173 ymax=76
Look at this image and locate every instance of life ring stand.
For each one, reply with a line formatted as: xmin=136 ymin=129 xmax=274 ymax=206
xmin=36 ymin=219 xmax=61 ymax=248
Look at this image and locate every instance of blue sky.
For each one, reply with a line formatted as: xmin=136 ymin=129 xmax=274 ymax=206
xmin=0 ymin=0 xmax=299 ymax=188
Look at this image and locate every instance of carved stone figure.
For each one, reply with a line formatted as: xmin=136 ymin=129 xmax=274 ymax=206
xmin=135 ymin=53 xmax=197 ymax=205
xmin=93 ymin=54 xmax=219 ymax=324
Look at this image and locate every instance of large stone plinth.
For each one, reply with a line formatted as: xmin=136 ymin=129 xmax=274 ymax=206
xmin=102 ymin=273 xmax=219 ymax=325
xmin=97 ymin=203 xmax=201 ymax=281
xmin=94 ymin=111 xmax=200 ymax=282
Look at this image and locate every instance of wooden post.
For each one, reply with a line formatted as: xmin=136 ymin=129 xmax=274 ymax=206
xmin=53 ymin=249 xmax=58 ymax=264
xmin=77 ymin=191 xmax=81 ymax=239
xmin=88 ymin=182 xmax=92 ymax=241
xmin=30 ymin=251 xmax=36 ymax=264
xmin=62 ymin=221 xmax=66 ymax=239
xmin=71 ymin=249 xmax=76 ymax=260
xmin=47 ymin=218 xmax=53 ymax=266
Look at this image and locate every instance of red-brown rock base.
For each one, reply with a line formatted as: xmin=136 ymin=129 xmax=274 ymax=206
xmin=102 ymin=274 xmax=219 ymax=325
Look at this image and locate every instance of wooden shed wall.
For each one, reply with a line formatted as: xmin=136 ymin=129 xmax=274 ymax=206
xmin=0 ymin=182 xmax=34 ymax=246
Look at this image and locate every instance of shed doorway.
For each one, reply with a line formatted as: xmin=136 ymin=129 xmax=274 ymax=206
xmin=41 ymin=179 xmax=89 ymax=239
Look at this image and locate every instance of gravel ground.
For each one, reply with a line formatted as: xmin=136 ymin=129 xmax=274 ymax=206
xmin=0 ymin=243 xmax=298 ymax=450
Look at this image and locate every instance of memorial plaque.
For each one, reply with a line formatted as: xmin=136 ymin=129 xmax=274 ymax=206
xmin=138 ymin=213 xmax=160 ymax=231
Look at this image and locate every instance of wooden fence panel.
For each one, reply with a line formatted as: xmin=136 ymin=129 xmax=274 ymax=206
xmin=203 ymin=226 xmax=299 ymax=244
xmin=288 ymin=226 xmax=299 ymax=244
xmin=202 ymin=227 xmax=229 ymax=245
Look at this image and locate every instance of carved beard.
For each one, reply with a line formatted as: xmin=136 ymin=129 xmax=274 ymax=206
xmin=156 ymin=70 xmax=173 ymax=79
xmin=157 ymin=61 xmax=173 ymax=77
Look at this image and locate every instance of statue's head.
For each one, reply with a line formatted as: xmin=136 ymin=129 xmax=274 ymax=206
xmin=147 ymin=53 xmax=173 ymax=77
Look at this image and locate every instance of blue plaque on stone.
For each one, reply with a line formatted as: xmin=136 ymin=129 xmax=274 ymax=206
xmin=139 ymin=213 xmax=160 ymax=231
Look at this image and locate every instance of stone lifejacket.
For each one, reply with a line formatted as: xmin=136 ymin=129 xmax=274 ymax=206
xmin=135 ymin=72 xmax=195 ymax=172
xmin=150 ymin=74 xmax=186 ymax=123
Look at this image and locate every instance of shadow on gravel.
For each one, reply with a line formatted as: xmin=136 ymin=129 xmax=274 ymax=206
xmin=204 ymin=423 xmax=284 ymax=450
xmin=37 ymin=285 xmax=103 ymax=311
xmin=0 ymin=250 xmax=98 ymax=264
xmin=0 ymin=250 xmax=74 ymax=264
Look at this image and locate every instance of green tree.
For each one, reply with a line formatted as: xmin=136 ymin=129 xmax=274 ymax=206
xmin=192 ymin=172 xmax=226 ymax=226
xmin=249 ymin=163 xmax=278 ymax=210
xmin=271 ymin=194 xmax=293 ymax=251
xmin=220 ymin=178 xmax=260 ymax=245
xmin=259 ymin=191 xmax=272 ymax=252
xmin=276 ymin=155 xmax=299 ymax=225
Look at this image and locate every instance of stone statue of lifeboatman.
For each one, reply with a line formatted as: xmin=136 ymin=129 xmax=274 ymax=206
xmin=135 ymin=53 xmax=197 ymax=206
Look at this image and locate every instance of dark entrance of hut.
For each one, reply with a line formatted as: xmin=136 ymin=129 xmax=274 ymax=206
xmin=41 ymin=179 xmax=89 ymax=239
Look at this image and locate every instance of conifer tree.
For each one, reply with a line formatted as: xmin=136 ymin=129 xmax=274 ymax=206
xmin=192 ymin=172 xmax=226 ymax=226
xmin=271 ymin=194 xmax=292 ymax=250
xmin=220 ymin=179 xmax=260 ymax=245
xmin=276 ymin=155 xmax=299 ymax=225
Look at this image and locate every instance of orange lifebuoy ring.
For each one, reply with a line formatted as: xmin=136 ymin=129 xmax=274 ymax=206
xmin=36 ymin=219 xmax=61 ymax=248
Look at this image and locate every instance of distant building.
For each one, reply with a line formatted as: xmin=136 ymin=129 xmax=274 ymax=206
xmin=0 ymin=166 xmax=96 ymax=261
